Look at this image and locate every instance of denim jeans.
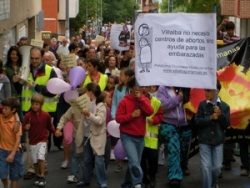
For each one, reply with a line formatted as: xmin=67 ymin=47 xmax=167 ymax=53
xmin=82 ymin=137 xmax=107 ymax=187
xmin=199 ymin=143 xmax=223 ymax=188
xmin=70 ymin=141 xmax=83 ymax=177
xmin=120 ymin=133 xmax=144 ymax=188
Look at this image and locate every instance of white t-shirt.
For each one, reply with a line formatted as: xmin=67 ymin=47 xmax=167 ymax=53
xmin=57 ymin=44 xmax=69 ymax=55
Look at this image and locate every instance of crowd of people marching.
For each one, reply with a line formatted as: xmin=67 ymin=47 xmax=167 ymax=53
xmin=0 ymin=17 xmax=247 ymax=188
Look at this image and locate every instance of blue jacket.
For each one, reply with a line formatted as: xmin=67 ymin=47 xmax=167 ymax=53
xmin=157 ymin=85 xmax=187 ymax=127
xmin=111 ymin=85 xmax=129 ymax=119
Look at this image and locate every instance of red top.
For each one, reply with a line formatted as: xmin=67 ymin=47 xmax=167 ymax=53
xmin=116 ymin=94 xmax=153 ymax=136
xmin=24 ymin=110 xmax=55 ymax=145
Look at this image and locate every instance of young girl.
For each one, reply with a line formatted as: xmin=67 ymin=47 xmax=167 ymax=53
xmin=116 ymin=76 xmax=153 ymax=188
xmin=111 ymin=67 xmax=134 ymax=171
xmin=77 ymin=83 xmax=107 ymax=188
xmin=105 ymin=75 xmax=119 ymax=109
xmin=111 ymin=68 xmax=134 ymax=119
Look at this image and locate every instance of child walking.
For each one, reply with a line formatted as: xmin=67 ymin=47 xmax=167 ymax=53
xmin=196 ymin=81 xmax=230 ymax=188
xmin=55 ymin=97 xmax=85 ymax=183
xmin=23 ymin=94 xmax=55 ymax=187
xmin=0 ymin=97 xmax=23 ymax=188
xmin=116 ymin=76 xmax=154 ymax=188
xmin=77 ymin=83 xmax=107 ymax=188
xmin=111 ymin=68 xmax=134 ymax=171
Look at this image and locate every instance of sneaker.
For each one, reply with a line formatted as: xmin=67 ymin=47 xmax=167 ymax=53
xmin=212 ymin=184 xmax=219 ymax=188
xmin=115 ymin=165 xmax=123 ymax=172
xmin=61 ymin=160 xmax=69 ymax=169
xmin=38 ymin=177 xmax=46 ymax=187
xmin=34 ymin=177 xmax=40 ymax=186
xmin=110 ymin=150 xmax=115 ymax=160
xmin=240 ymin=169 xmax=249 ymax=176
xmin=134 ymin=184 xmax=142 ymax=188
xmin=67 ymin=175 xmax=78 ymax=183
xmin=23 ymin=172 xmax=36 ymax=179
xmin=76 ymin=181 xmax=90 ymax=187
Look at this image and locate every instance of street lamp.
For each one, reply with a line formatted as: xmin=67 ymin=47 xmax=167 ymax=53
xmin=65 ymin=0 xmax=70 ymax=38
xmin=168 ymin=0 xmax=173 ymax=13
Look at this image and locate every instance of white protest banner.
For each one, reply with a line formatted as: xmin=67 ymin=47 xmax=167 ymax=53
xmin=62 ymin=54 xmax=77 ymax=67
xmin=110 ymin=24 xmax=132 ymax=51
xmin=135 ymin=13 xmax=217 ymax=89
xmin=31 ymin=39 xmax=44 ymax=48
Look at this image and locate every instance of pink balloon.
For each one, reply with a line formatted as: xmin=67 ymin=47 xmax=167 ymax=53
xmin=46 ymin=78 xmax=71 ymax=94
xmin=107 ymin=120 xmax=120 ymax=138
xmin=64 ymin=89 xmax=79 ymax=103
xmin=114 ymin=139 xmax=127 ymax=160
xmin=69 ymin=66 xmax=86 ymax=89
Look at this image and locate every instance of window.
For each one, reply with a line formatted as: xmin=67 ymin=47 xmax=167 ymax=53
xmin=0 ymin=0 xmax=10 ymax=20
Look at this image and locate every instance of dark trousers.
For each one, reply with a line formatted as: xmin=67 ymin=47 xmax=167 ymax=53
xmin=141 ymin=147 xmax=158 ymax=184
xmin=239 ymin=141 xmax=249 ymax=170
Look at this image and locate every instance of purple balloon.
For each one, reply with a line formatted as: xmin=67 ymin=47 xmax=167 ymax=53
xmin=114 ymin=139 xmax=127 ymax=160
xmin=69 ymin=66 xmax=86 ymax=89
xmin=64 ymin=89 xmax=79 ymax=103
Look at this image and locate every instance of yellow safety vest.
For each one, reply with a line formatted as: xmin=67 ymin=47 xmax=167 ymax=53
xmin=83 ymin=73 xmax=107 ymax=91
xmin=22 ymin=65 xmax=58 ymax=113
xmin=144 ymin=96 xmax=161 ymax=149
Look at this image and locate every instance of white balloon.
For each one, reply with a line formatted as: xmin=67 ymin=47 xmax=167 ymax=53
xmin=107 ymin=120 xmax=120 ymax=138
xmin=46 ymin=78 xmax=71 ymax=94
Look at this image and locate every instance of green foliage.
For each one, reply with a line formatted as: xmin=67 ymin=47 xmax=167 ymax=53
xmin=160 ymin=0 xmax=220 ymax=13
xmin=159 ymin=0 xmax=222 ymax=24
xmin=160 ymin=0 xmax=188 ymax=13
xmin=102 ymin=0 xmax=137 ymax=24
xmin=69 ymin=0 xmax=137 ymax=35
xmin=186 ymin=0 xmax=218 ymax=13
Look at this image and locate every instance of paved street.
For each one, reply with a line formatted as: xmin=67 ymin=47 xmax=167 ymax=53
xmin=1 ymin=146 xmax=250 ymax=188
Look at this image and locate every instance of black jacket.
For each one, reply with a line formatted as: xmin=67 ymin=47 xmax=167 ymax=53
xmin=195 ymin=100 xmax=230 ymax=146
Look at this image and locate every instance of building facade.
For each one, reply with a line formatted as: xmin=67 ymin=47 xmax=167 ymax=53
xmin=0 ymin=0 xmax=42 ymax=63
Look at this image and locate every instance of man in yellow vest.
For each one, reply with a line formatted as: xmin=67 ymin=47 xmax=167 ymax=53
xmin=141 ymin=86 xmax=163 ymax=188
xmin=22 ymin=46 xmax=58 ymax=179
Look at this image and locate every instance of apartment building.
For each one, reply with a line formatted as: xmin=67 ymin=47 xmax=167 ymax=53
xmin=0 ymin=0 xmax=42 ymax=63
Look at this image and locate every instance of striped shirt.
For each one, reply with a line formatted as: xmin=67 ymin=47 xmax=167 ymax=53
xmin=217 ymin=31 xmax=240 ymax=44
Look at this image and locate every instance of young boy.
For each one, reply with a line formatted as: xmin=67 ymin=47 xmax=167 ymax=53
xmin=23 ymin=94 xmax=55 ymax=187
xmin=0 ymin=97 xmax=23 ymax=188
xmin=195 ymin=80 xmax=230 ymax=188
